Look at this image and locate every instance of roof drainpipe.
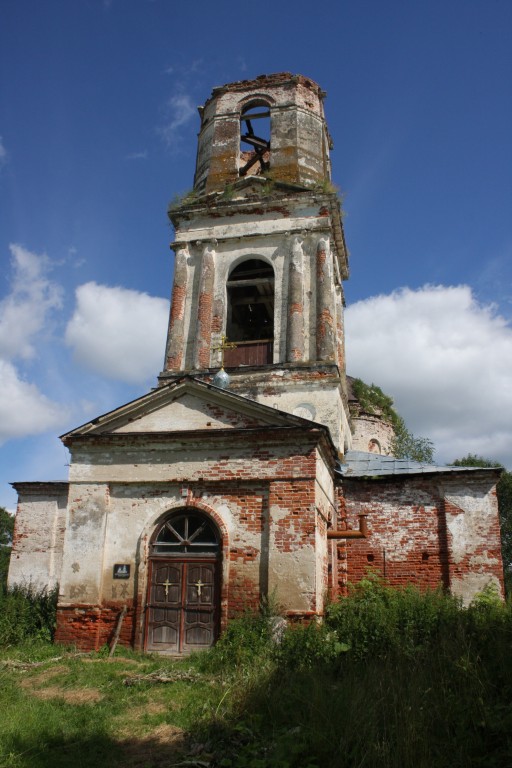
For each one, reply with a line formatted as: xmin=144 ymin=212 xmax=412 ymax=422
xmin=327 ymin=514 xmax=368 ymax=539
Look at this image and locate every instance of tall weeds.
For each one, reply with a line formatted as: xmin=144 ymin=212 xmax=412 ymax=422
xmin=0 ymin=584 xmax=58 ymax=645
xmin=196 ymin=578 xmax=512 ymax=768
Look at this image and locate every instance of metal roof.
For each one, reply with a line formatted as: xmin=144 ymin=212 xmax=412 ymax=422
xmin=336 ymin=451 xmax=500 ymax=479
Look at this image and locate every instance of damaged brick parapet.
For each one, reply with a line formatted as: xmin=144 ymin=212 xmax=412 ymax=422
xmin=194 ymin=72 xmax=331 ymax=194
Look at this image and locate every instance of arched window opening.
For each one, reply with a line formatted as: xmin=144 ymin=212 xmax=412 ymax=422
xmin=152 ymin=511 xmax=220 ymax=557
xmin=225 ymin=259 xmax=274 ymax=366
xmin=239 ymin=103 xmax=270 ymax=177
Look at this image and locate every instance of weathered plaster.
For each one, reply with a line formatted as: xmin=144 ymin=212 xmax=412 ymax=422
xmin=8 ymin=483 xmax=68 ymax=591
xmin=59 ymin=483 xmax=110 ymax=604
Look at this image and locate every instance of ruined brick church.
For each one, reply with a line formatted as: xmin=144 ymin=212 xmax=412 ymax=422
xmin=9 ymin=74 xmax=504 ymax=654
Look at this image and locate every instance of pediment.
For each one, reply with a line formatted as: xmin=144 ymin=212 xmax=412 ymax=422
xmin=113 ymin=390 xmax=267 ymax=433
xmin=61 ymin=377 xmax=316 ymax=439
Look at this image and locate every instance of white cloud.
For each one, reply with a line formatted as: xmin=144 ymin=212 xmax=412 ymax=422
xmin=345 ymin=285 xmax=512 ymax=468
xmin=0 ymin=360 xmax=67 ymax=445
xmin=0 ymin=244 xmax=68 ymax=443
xmin=160 ymin=93 xmax=197 ymax=147
xmin=125 ymin=150 xmax=148 ymax=160
xmin=0 ymin=136 xmax=7 ymax=167
xmin=65 ymin=282 xmax=169 ymax=384
xmin=0 ymin=244 xmax=63 ymax=360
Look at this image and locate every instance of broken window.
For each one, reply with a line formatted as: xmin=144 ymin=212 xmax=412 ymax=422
xmin=225 ymin=259 xmax=274 ymax=365
xmin=239 ymin=103 xmax=270 ymax=177
xmin=152 ymin=511 xmax=220 ymax=557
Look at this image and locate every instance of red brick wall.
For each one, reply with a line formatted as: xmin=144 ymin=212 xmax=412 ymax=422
xmin=55 ymin=602 xmax=136 ymax=651
xmin=339 ymin=475 xmax=504 ymax=599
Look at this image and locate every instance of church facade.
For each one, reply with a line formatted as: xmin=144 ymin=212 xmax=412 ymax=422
xmin=9 ymin=74 xmax=504 ymax=654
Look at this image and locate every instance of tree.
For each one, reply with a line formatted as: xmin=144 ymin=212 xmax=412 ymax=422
xmin=451 ymin=454 xmax=512 ymax=593
xmin=351 ymin=378 xmax=435 ymax=463
xmin=390 ymin=415 xmax=435 ymax=463
xmin=0 ymin=507 xmax=14 ymax=589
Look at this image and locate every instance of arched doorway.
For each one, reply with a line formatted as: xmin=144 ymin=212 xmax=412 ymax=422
xmin=145 ymin=510 xmax=221 ymax=654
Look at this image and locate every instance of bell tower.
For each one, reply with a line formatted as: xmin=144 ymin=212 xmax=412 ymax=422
xmin=159 ymin=73 xmax=351 ymax=454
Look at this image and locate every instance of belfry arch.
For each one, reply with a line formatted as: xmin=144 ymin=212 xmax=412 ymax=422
xmin=225 ymin=258 xmax=275 ymax=366
xmin=238 ymin=100 xmax=271 ymax=177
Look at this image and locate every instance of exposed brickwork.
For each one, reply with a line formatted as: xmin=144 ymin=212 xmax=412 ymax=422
xmin=207 ymin=73 xmax=324 ymax=99
xmin=55 ymin=602 xmax=136 ymax=651
xmin=335 ymin=287 xmax=345 ymax=374
xmin=340 ymin=476 xmax=504 ymax=601
xmin=194 ymin=247 xmax=215 ymax=369
xmin=194 ymin=73 xmax=330 ymax=193
xmin=211 ymin=299 xmax=223 ymax=333
xmin=165 ymin=247 xmax=188 ymax=371
xmin=316 ymin=240 xmax=335 ymax=362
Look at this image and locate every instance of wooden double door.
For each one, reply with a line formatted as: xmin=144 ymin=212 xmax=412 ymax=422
xmin=145 ymin=559 xmax=218 ymax=654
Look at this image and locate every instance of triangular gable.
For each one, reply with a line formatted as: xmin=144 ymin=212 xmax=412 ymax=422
xmin=113 ymin=390 xmax=272 ymax=433
xmin=61 ymin=377 xmax=321 ymax=439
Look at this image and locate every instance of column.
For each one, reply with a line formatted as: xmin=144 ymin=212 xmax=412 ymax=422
xmin=164 ymin=245 xmax=189 ymax=371
xmin=286 ymin=236 xmax=305 ymax=362
xmin=194 ymin=244 xmax=215 ymax=369
xmin=316 ymin=237 xmax=336 ymax=362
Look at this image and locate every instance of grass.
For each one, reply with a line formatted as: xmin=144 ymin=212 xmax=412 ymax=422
xmin=1 ymin=580 xmax=512 ymax=767
xmin=0 ymin=640 xmax=222 ymax=767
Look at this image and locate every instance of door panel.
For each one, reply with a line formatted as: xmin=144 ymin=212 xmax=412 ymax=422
xmin=183 ymin=564 xmax=216 ymax=652
xmin=146 ymin=563 xmax=183 ymax=652
xmin=146 ymin=560 xmax=217 ymax=654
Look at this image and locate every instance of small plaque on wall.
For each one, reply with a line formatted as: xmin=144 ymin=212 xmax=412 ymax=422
xmin=113 ymin=564 xmax=130 ymax=579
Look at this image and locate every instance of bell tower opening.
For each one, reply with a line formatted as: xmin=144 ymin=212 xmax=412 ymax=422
xmin=239 ymin=102 xmax=270 ymax=177
xmin=225 ymin=259 xmax=274 ymax=366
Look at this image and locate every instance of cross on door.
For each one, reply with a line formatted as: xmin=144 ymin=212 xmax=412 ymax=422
xmin=161 ymin=579 xmax=177 ymax=597
xmin=194 ymin=579 xmax=205 ymax=598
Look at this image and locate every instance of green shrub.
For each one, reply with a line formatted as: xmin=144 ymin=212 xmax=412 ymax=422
xmin=0 ymin=584 xmax=58 ymax=645
xmin=273 ymin=621 xmax=349 ymax=670
xmin=325 ymin=573 xmax=462 ymax=659
xmin=197 ymin=611 xmax=273 ymax=673
xmin=199 ymin=586 xmax=512 ymax=768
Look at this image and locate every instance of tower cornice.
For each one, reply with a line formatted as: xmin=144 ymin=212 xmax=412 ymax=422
xmin=169 ymin=188 xmax=348 ymax=280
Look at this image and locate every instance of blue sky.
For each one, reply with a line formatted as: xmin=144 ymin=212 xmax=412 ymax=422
xmin=1 ymin=0 xmax=511 ymax=510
